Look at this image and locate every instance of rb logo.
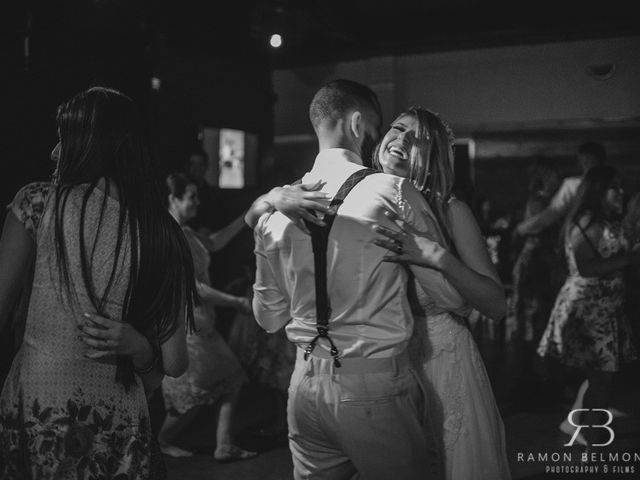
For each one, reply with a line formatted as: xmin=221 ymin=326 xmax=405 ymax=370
xmin=564 ymin=409 xmax=615 ymax=447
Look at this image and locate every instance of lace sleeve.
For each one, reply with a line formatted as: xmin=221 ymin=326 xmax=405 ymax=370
xmin=7 ymin=182 xmax=51 ymax=240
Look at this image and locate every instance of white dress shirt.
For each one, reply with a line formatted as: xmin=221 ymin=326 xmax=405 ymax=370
xmin=252 ymin=148 xmax=464 ymax=359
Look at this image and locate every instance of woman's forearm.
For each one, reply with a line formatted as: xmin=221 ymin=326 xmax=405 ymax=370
xmin=130 ymin=334 xmax=155 ymax=370
xmin=207 ymin=215 xmax=247 ymax=252
xmin=437 ymin=251 xmax=507 ymax=320
xmin=137 ymin=365 xmax=164 ymax=394
xmin=197 ymin=282 xmax=243 ymax=309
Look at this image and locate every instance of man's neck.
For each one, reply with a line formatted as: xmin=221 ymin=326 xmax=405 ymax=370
xmin=317 ymin=137 xmax=361 ymax=162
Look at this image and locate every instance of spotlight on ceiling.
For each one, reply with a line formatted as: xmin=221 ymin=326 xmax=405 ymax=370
xmin=269 ymin=33 xmax=282 ymax=48
xmin=151 ymin=77 xmax=161 ymax=91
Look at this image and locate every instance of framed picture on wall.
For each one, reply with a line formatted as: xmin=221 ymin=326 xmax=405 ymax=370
xmin=200 ymin=127 xmax=258 ymax=189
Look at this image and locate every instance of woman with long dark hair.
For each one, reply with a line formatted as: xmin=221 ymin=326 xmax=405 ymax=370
xmin=0 ymin=87 xmax=197 ymax=478
xmin=537 ymin=165 xmax=638 ymax=446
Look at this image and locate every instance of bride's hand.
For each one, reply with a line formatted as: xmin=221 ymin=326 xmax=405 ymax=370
xmin=267 ymin=181 xmax=332 ymax=234
xmin=373 ymin=210 xmax=448 ymax=269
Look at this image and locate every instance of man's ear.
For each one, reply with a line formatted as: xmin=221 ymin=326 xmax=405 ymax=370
xmin=349 ymin=111 xmax=363 ymax=139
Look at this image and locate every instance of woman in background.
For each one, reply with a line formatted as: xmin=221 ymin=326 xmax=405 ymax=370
xmin=511 ymin=159 xmax=563 ymax=376
xmin=537 ymin=165 xmax=638 ymax=446
xmin=623 ymin=192 xmax=640 ymax=341
xmin=0 ymin=87 xmax=197 ymax=479
xmin=159 ymin=173 xmax=256 ymax=462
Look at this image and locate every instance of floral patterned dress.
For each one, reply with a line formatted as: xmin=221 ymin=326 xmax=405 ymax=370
xmin=161 ymin=227 xmax=246 ymax=415
xmin=0 ymin=183 xmax=155 ymax=479
xmin=537 ymin=219 xmax=638 ymax=371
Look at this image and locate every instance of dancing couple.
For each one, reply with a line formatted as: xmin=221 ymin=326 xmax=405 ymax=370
xmin=249 ymin=79 xmax=511 ymax=479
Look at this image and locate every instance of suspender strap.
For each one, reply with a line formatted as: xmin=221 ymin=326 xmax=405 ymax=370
xmin=303 ymin=168 xmax=376 ymax=367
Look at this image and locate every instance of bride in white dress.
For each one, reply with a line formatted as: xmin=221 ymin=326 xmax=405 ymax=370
xmin=372 ymin=107 xmax=511 ymax=480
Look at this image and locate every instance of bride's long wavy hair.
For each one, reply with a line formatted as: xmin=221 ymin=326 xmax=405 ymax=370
xmin=373 ymin=106 xmax=456 ymax=250
xmin=52 ymin=86 xmax=197 ymax=388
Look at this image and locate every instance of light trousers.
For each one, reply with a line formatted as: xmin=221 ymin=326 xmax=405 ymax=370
xmin=287 ymin=349 xmax=433 ymax=480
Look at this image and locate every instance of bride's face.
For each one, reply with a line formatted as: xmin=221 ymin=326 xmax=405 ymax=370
xmin=377 ymin=114 xmax=419 ymax=178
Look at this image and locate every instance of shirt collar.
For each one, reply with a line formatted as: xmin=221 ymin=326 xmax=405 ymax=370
xmin=314 ymin=148 xmax=363 ymax=168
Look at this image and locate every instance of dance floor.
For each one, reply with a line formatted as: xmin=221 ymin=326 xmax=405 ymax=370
xmin=162 ymin=323 xmax=640 ymax=479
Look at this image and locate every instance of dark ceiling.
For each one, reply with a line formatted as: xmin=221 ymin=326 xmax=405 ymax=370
xmin=251 ymin=0 xmax=640 ymax=67
xmin=2 ymin=0 xmax=639 ymax=72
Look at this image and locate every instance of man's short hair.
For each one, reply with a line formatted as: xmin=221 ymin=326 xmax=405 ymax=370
xmin=309 ymin=79 xmax=381 ymax=129
xmin=578 ymin=142 xmax=606 ymax=165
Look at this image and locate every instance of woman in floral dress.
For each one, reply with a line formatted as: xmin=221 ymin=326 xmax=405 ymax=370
xmin=537 ymin=165 xmax=638 ymax=446
xmin=0 ymin=87 xmax=197 ymax=478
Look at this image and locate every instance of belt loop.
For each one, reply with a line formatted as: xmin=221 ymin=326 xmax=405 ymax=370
xmin=304 ymin=355 xmax=315 ymax=377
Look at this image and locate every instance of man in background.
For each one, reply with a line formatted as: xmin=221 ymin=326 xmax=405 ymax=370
xmin=515 ymin=142 xmax=607 ymax=236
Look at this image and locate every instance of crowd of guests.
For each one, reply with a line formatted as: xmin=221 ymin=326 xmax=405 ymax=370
xmin=0 ymin=81 xmax=637 ymax=480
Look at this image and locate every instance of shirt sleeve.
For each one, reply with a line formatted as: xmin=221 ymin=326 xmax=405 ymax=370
xmin=251 ymin=215 xmax=291 ymax=333
xmin=549 ymin=178 xmax=578 ymax=214
xmin=7 ymin=182 xmax=50 ymax=241
xmin=396 ymin=180 xmax=465 ymax=311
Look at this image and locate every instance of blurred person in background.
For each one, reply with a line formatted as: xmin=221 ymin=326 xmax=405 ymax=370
xmin=510 ymin=159 xmax=563 ymax=377
xmin=537 ymin=166 xmax=639 ymax=446
xmin=185 ymin=150 xmax=218 ymax=234
xmin=159 ymin=173 xmax=255 ymax=462
xmin=515 ymin=142 xmax=607 ymax=238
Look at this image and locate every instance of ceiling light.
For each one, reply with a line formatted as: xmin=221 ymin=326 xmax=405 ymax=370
xmin=270 ymin=34 xmax=282 ymax=48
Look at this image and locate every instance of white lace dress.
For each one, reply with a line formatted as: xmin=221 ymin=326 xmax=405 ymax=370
xmin=409 ymin=283 xmax=511 ymax=480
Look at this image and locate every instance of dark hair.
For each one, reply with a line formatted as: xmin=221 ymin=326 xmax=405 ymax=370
xmin=309 ymin=79 xmax=381 ymax=130
xmin=373 ymin=106 xmax=456 ymax=249
xmin=578 ymin=142 xmax=606 ymax=165
xmin=53 ymin=86 xmax=198 ymax=388
xmin=527 ymin=158 xmax=559 ymax=198
xmin=165 ymin=173 xmax=197 ymax=207
xmin=563 ymin=165 xmax=619 ymax=239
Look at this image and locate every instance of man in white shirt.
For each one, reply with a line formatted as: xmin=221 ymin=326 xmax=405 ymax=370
xmin=251 ymin=79 xmax=463 ymax=479
xmin=515 ymin=142 xmax=607 ymax=236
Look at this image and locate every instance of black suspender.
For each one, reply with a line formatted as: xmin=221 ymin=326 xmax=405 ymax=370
xmin=302 ymin=168 xmax=376 ymax=367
